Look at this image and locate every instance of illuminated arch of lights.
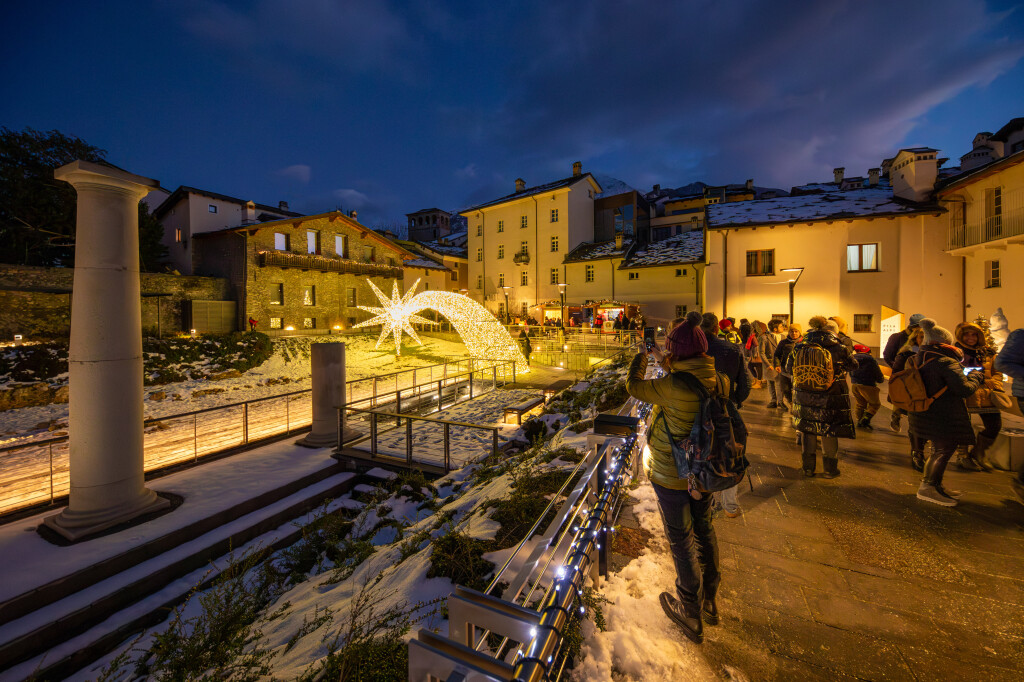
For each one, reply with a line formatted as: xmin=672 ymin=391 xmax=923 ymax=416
xmin=353 ymin=278 xmax=528 ymax=366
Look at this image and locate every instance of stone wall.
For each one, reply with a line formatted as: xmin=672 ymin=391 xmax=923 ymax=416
xmin=0 ymin=264 xmax=232 ymax=338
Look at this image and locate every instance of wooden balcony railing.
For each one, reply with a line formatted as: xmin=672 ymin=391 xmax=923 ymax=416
xmin=257 ymin=250 xmax=404 ymax=278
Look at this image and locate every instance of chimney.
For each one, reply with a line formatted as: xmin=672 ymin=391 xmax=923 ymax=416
xmin=515 ymin=178 xmax=526 ymax=192
xmin=868 ymin=168 xmax=880 ymax=186
xmin=833 ymin=167 xmax=845 ymax=184
xmin=349 ymin=210 xmax=358 ymax=221
xmin=572 ymin=161 xmax=582 ymax=177
xmin=745 ymin=178 xmax=754 ymax=191
xmin=614 ymin=233 xmax=623 ymax=249
xmin=278 ymin=200 xmax=289 ymax=211
xmin=653 ymin=184 xmax=661 ymax=194
xmin=243 ymin=200 xmax=256 ymax=224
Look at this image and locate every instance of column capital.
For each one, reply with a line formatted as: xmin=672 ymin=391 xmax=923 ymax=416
xmin=54 ymin=159 xmax=159 ymax=200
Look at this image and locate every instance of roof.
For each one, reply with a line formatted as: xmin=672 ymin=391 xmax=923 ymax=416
xmin=707 ymin=187 xmax=941 ymax=228
xmin=936 ymin=147 xmax=1024 ymax=195
xmin=563 ymin=238 xmax=631 ymax=263
xmin=897 ymin=147 xmax=939 ymax=154
xmin=989 ymin=118 xmax=1024 ymax=142
xmin=406 ymin=207 xmax=448 ymax=216
xmin=393 ymin=240 xmax=455 ymax=270
xmin=620 ymin=230 xmax=704 ymax=269
xmin=153 ymin=185 xmax=303 ymax=218
xmin=460 ymin=173 xmax=602 ymax=214
xmin=403 ymin=257 xmax=449 ymax=271
xmin=412 ymin=239 xmax=467 ymax=259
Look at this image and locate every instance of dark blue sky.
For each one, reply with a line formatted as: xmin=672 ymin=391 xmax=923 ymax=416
xmin=4 ymin=1 xmax=1023 ymax=226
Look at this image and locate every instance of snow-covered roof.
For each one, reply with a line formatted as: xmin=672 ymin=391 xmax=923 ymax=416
xmin=707 ymin=187 xmax=939 ymax=228
xmin=593 ymin=174 xmax=636 ymax=198
xmin=460 ymin=174 xmax=601 ymax=213
xmin=563 ymin=238 xmax=631 ymax=263
xmin=620 ymin=230 xmax=704 ymax=268
xmin=404 ymin=257 xmax=449 ymax=271
xmin=417 ymin=239 xmax=467 ymax=258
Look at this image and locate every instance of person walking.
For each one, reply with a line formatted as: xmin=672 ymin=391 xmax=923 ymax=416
xmin=883 ymin=313 xmax=925 ymax=432
xmin=773 ymin=323 xmax=803 ymax=410
xmin=955 ymin=322 xmax=1006 ymax=470
xmin=850 ymin=343 xmax=884 ymax=429
xmin=909 ymin=319 xmax=985 ymax=506
xmin=760 ymin=320 xmax=784 ymax=408
xmin=625 ymin=311 xmax=725 ymax=644
xmin=994 ymin=327 xmax=1024 ymax=504
xmin=786 ymin=316 xmax=857 ymax=478
xmin=890 ymin=328 xmax=928 ymax=471
xmin=518 ymin=326 xmax=532 ymax=367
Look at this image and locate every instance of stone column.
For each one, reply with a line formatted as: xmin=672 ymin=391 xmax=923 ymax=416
xmin=44 ymin=160 xmax=170 ymax=541
xmin=298 ymin=342 xmax=358 ymax=448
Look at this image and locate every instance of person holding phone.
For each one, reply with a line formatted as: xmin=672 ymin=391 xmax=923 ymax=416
xmin=955 ymin=322 xmax=1005 ymax=471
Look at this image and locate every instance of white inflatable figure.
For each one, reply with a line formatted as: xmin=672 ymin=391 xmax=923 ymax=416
xmin=990 ymin=308 xmax=1010 ymax=352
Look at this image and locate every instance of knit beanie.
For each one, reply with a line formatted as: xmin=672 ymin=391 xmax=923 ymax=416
xmin=788 ymin=323 xmax=802 ymax=335
xmin=667 ymin=311 xmax=708 ymax=359
xmin=853 ymin=343 xmax=871 ymax=354
xmin=908 ymin=313 xmax=925 ymax=327
xmin=825 ymin=320 xmax=839 ymax=334
xmin=808 ymin=315 xmax=829 ymax=331
xmin=919 ymin=318 xmax=953 ymax=345
xmin=719 ymin=318 xmax=733 ymax=331
xmin=829 ymin=316 xmax=849 ymax=335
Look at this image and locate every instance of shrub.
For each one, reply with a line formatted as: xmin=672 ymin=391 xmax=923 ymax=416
xmin=426 ymin=529 xmax=495 ymax=592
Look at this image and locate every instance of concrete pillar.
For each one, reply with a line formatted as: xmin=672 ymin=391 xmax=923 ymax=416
xmin=44 ymin=160 xmax=170 ymax=541
xmin=297 ymin=342 xmax=358 ymax=448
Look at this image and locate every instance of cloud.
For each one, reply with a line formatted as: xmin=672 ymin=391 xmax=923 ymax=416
xmin=455 ymin=163 xmax=478 ymax=179
xmin=277 ymin=164 xmax=311 ymax=184
xmin=332 ymin=188 xmax=371 ymax=209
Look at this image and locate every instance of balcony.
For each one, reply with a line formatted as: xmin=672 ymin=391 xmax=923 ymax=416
xmin=257 ymin=250 xmax=403 ymax=279
xmin=946 ymin=189 xmax=1024 ymax=252
xmin=512 ymin=251 xmax=531 ymax=265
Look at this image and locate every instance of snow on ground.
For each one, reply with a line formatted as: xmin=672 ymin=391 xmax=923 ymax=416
xmin=0 ymin=334 xmax=469 ymax=446
xmin=571 ymin=481 xmax=720 ymax=681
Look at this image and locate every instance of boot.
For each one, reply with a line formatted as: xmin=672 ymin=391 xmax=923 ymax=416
xmin=918 ymin=453 xmax=957 ymax=506
xmin=969 ymin=434 xmax=996 ymax=472
xmin=702 ymin=598 xmax=719 ymax=626
xmin=801 ymin=447 xmax=816 ymax=477
xmin=857 ymin=415 xmax=873 ymax=430
xmin=954 ymin=445 xmax=983 ymax=471
xmin=889 ymin=412 xmax=902 ymax=433
xmin=821 ymin=457 xmax=840 ymax=479
xmin=660 ymin=592 xmax=703 ymax=643
xmin=911 ymin=449 xmax=925 ymax=473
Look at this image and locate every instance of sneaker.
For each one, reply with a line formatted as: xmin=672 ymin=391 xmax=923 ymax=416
xmin=724 ymin=508 xmax=742 ymax=518
xmin=917 ymin=484 xmax=957 ymax=507
xmin=702 ymin=599 xmax=720 ymax=626
xmin=937 ymin=484 xmax=962 ymax=499
xmin=889 ymin=414 xmax=901 ymax=433
xmin=955 ymin=455 xmax=983 ymax=472
xmin=660 ymin=592 xmax=703 ymax=643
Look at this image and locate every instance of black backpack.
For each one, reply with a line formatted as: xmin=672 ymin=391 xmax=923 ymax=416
xmin=656 ymin=371 xmax=749 ymax=497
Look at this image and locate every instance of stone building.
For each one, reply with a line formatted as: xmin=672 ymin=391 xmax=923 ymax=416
xmin=406 ymin=208 xmax=454 ymax=242
xmin=193 ymin=210 xmax=414 ymax=332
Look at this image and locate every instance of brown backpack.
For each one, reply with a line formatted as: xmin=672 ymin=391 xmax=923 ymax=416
xmin=888 ymin=354 xmax=946 ymax=413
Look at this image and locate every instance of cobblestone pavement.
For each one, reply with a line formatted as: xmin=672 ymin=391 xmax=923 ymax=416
xmin=612 ymin=386 xmax=1024 ymax=681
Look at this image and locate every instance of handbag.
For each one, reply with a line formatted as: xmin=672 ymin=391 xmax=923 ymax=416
xmin=991 ymin=386 xmax=1013 ymax=410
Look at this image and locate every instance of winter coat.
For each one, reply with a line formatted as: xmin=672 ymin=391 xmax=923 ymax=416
xmin=518 ymin=330 xmax=532 ymax=356
xmin=995 ymin=329 xmax=1024 ymax=400
xmin=774 ymin=336 xmax=801 ymax=378
xmin=850 ymin=352 xmax=884 ymax=387
xmin=955 ymin=323 xmax=1004 ymax=412
xmin=625 ymin=352 xmax=728 ymax=490
xmin=759 ymin=332 xmax=782 ymax=380
xmin=719 ymin=329 xmax=742 ymax=345
xmin=836 ymin=332 xmax=855 ymax=351
xmin=785 ymin=330 xmax=858 ymax=438
xmin=907 ymin=343 xmax=984 ymax=446
xmin=883 ymin=328 xmax=913 ymax=367
xmin=705 ymin=333 xmax=751 ymax=406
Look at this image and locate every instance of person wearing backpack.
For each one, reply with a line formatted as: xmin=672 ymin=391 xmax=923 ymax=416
xmin=785 ymin=316 xmax=858 ymax=478
xmin=760 ymin=320 xmax=784 ymax=408
xmin=955 ymin=322 xmax=1006 ymax=471
xmin=625 ymin=311 xmax=733 ymax=645
xmin=906 ymin=319 xmax=985 ymax=506
xmin=773 ymin=323 xmax=803 ymax=410
xmin=889 ymin=328 xmax=928 ymax=472
xmin=850 ymin=343 xmax=885 ymax=430
xmin=994 ymin=327 xmax=1024 ymax=505
xmin=883 ymin=313 xmax=925 ymax=432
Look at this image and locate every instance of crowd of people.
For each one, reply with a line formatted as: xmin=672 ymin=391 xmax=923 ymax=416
xmin=624 ymin=308 xmax=1024 ymax=645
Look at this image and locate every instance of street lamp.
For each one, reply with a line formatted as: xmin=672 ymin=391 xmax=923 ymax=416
xmin=780 ymin=267 xmax=804 ymax=324
xmin=556 ymin=282 xmax=568 ymax=330
xmin=500 ymin=285 xmax=512 ymax=324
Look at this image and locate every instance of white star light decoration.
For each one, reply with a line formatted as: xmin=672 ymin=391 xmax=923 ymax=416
xmin=353 ymin=278 xmax=436 ymax=355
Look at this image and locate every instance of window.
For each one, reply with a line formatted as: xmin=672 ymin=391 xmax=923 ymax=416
xmin=302 ymin=285 xmax=315 ymax=306
xmin=773 ymin=313 xmax=790 ymax=325
xmin=476 ymin=275 xmax=482 ymax=289
xmin=585 ymin=264 xmax=594 ymax=282
xmin=521 ymin=302 xmax=528 ymax=317
xmin=303 ymin=317 xmax=316 ymax=329
xmin=363 ymin=246 xmax=375 ymax=262
xmin=521 ymin=215 xmax=528 ymax=229
xmin=497 ymin=220 xmax=504 ymax=233
xmin=274 ymin=232 xmax=289 ymax=251
xmin=269 ymin=317 xmax=283 ymax=329
xmin=847 ymin=243 xmax=879 ymax=272
xmin=208 ymin=204 xmax=217 ymax=213
xmin=269 ymin=283 xmax=284 ymax=305
xmin=550 ymin=208 xmax=559 ymax=222
xmin=498 ymin=273 xmax=505 ymax=287
xmin=346 ymin=287 xmax=357 ymax=307
xmin=498 ymin=244 xmax=505 ymax=259
xmin=347 ymin=317 xmax=356 ymax=327
xmin=477 ymin=248 xmax=483 ymax=262
xmin=335 ymin=235 xmax=347 ymax=258
xmin=628 ymin=272 xmax=639 ymax=280
xmin=450 ymin=270 xmax=458 ymax=281
xmin=551 ymin=236 xmax=559 ymax=252
xmin=745 ymin=249 xmax=774 ymax=276
xmin=675 ymin=268 xmax=687 ymax=277
xmin=174 ymin=227 xmax=183 ymax=243
xmin=521 ymin=271 xmax=528 ymax=286
xmin=550 ymin=268 xmax=559 ymax=285
xmin=675 ymin=305 xmax=687 ymax=317
xmin=498 ymin=302 xmax=505 ymax=318
xmin=985 ymin=187 xmax=1003 ymax=239
xmin=307 ymin=230 xmax=320 ymax=254
xmin=985 ymin=260 xmax=1001 ymax=288
xmin=520 ymin=240 xmax=529 ymax=255
xmin=476 ymin=225 xmax=482 ymax=236
xmin=854 ymin=314 xmax=873 ymax=333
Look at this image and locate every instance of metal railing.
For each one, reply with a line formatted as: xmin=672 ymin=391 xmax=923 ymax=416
xmin=0 ymin=358 xmax=513 ymax=518
xmin=946 ymin=189 xmax=1024 ymax=250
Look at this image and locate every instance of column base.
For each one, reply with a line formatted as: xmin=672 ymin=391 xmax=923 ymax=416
xmin=42 ymin=488 xmax=171 ymax=542
xmin=296 ymin=427 xmax=361 ymax=449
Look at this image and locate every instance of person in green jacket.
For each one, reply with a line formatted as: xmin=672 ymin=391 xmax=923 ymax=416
xmin=625 ymin=310 xmax=730 ymax=645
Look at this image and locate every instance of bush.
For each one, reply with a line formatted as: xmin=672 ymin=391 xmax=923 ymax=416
xmin=426 ymin=529 xmax=495 ymax=591
xmin=522 ymin=417 xmax=547 ymax=443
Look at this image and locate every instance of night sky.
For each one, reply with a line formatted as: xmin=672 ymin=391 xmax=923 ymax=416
xmin=4 ymin=1 xmax=1023 ymax=226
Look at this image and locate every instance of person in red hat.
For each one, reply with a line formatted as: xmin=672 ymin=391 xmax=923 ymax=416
xmin=718 ymin=318 xmax=741 ymax=345
xmin=850 ymin=343 xmax=884 ymax=430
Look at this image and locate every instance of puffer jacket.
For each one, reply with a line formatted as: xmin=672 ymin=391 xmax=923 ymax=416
xmin=955 ymin=322 xmax=1004 ymax=412
xmin=759 ymin=331 xmax=782 ymax=379
xmin=907 ymin=343 xmax=984 ymax=446
xmin=625 ymin=352 xmax=728 ymax=490
xmin=774 ymin=336 xmax=801 ymax=378
xmin=785 ymin=330 xmax=858 ymax=438
xmin=995 ymin=329 xmax=1024 ymax=399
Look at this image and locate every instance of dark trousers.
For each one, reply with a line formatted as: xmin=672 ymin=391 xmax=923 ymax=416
xmin=924 ymin=439 xmax=957 ymax=487
xmin=977 ymin=411 xmax=1002 ymax=440
xmin=652 ymin=482 xmax=720 ymax=608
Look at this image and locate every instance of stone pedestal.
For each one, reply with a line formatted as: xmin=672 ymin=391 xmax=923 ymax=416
xmin=44 ymin=161 xmax=170 ymax=541
xmin=297 ymin=343 xmax=359 ymax=448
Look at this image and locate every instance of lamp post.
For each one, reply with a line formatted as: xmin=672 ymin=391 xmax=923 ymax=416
xmin=557 ymin=283 xmax=568 ymax=330
xmin=780 ymin=267 xmax=804 ymax=324
xmin=500 ymin=285 xmax=511 ymax=324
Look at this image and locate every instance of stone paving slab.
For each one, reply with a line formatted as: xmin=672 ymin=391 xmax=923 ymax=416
xmin=620 ymin=386 xmax=1024 ymax=680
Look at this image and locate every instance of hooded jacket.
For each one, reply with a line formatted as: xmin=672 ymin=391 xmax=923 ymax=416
xmin=785 ymin=329 xmax=858 ymax=437
xmin=995 ymin=329 xmax=1024 ymax=400
xmin=907 ymin=343 xmax=984 ymax=445
xmin=625 ymin=352 xmax=728 ymax=490
xmin=954 ymin=322 xmax=1004 ymax=412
